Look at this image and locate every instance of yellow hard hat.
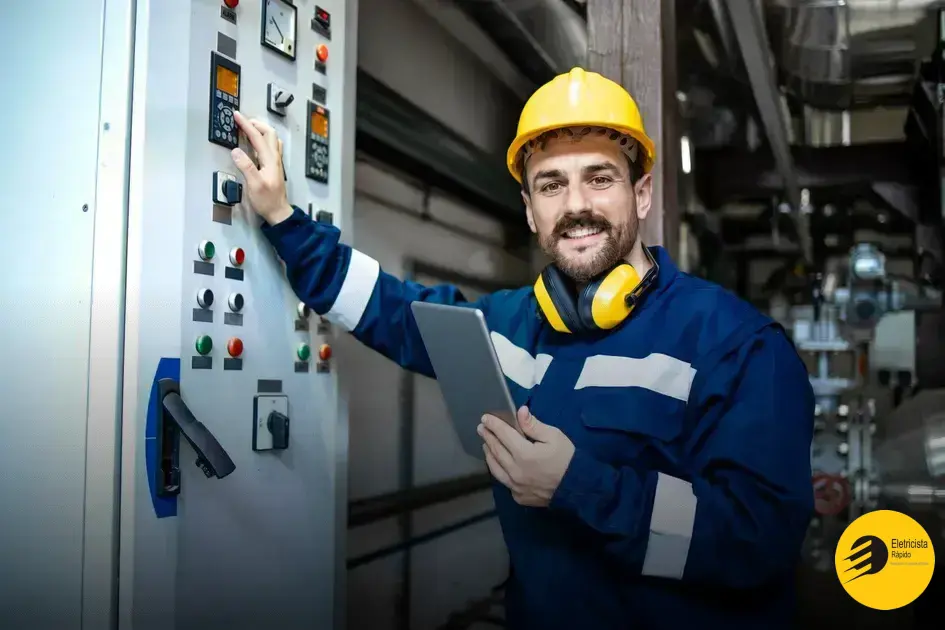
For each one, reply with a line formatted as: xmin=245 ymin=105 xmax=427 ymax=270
xmin=506 ymin=67 xmax=656 ymax=184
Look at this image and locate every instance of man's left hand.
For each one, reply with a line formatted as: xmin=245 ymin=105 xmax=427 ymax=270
xmin=478 ymin=406 xmax=575 ymax=507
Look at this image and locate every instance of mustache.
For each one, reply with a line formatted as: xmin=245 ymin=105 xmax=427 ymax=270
xmin=553 ymin=212 xmax=612 ymax=238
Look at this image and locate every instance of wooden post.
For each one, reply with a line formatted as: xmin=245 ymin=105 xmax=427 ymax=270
xmin=587 ymin=0 xmax=680 ymax=259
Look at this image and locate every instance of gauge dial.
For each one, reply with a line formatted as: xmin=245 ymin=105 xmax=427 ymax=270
xmin=261 ymin=0 xmax=297 ymax=60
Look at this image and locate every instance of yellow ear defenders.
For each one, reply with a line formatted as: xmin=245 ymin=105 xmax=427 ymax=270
xmin=533 ymin=247 xmax=659 ymax=334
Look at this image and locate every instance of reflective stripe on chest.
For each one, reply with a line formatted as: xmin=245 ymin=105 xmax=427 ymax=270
xmin=490 ymin=332 xmax=696 ymax=402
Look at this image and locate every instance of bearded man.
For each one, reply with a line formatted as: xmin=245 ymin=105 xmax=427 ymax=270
xmin=230 ymin=68 xmax=815 ymax=630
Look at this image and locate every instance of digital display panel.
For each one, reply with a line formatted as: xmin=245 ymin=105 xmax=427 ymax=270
xmin=216 ymin=66 xmax=239 ymax=97
xmin=311 ymin=108 xmax=328 ymax=138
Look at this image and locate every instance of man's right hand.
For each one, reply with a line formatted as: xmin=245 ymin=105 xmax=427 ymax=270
xmin=231 ymin=111 xmax=294 ymax=225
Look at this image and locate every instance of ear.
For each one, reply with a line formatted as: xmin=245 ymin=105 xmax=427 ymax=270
xmin=522 ymin=190 xmax=538 ymax=234
xmin=634 ymin=173 xmax=653 ymax=221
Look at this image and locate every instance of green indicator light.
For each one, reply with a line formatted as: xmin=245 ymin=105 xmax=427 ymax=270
xmin=198 ymin=240 xmax=216 ymax=261
xmin=195 ymin=335 xmax=213 ymax=355
xmin=297 ymin=343 xmax=311 ymax=361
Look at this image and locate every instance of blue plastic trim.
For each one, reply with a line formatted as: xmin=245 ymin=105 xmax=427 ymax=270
xmin=146 ymin=357 xmax=180 ymax=518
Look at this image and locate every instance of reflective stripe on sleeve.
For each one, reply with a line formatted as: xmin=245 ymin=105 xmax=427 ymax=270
xmin=490 ymin=332 xmax=552 ymax=389
xmin=641 ymin=472 xmax=697 ymax=580
xmin=325 ymin=249 xmax=380 ymax=331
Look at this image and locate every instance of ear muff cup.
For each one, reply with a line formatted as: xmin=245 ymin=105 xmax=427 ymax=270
xmin=578 ymin=263 xmax=642 ymax=331
xmin=539 ymin=265 xmax=585 ymax=334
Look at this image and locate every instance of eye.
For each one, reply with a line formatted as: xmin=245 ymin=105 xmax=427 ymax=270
xmin=540 ymin=182 xmax=563 ymax=193
xmin=589 ymin=176 xmax=612 ymax=186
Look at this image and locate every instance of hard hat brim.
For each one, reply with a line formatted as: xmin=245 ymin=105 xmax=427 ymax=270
xmin=506 ymin=122 xmax=657 ymax=184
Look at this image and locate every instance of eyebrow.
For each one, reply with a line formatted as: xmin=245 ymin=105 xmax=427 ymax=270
xmin=531 ymin=168 xmax=565 ymax=184
xmin=583 ymin=162 xmax=621 ymax=176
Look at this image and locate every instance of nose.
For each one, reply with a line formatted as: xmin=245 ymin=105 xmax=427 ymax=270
xmin=564 ymin=183 xmax=590 ymax=216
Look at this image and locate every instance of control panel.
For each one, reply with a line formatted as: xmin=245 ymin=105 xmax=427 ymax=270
xmin=124 ymin=0 xmax=353 ymax=626
xmin=306 ymin=101 xmax=330 ymax=183
xmin=208 ymin=52 xmax=241 ymax=149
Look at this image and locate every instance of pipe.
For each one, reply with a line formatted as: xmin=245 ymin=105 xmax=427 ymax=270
xmin=724 ymin=0 xmax=812 ymax=262
xmin=348 ymin=472 xmax=493 ymax=528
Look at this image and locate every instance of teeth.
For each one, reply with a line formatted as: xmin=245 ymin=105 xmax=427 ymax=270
xmin=565 ymin=227 xmax=602 ymax=238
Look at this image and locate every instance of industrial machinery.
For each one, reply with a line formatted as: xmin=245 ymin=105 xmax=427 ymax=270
xmin=787 ymin=243 xmax=945 ymax=570
xmin=0 ymin=1 xmax=356 ymax=629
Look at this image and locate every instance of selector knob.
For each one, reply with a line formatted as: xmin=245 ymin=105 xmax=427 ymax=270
xmin=228 ymin=292 xmax=245 ymax=312
xmin=275 ymin=90 xmax=295 ymax=108
xmin=197 ymin=288 xmax=214 ymax=308
xmin=223 ymin=180 xmax=242 ymax=205
xmin=297 ymin=302 xmax=311 ymax=319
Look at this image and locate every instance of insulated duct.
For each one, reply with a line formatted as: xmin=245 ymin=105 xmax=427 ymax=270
xmin=765 ymin=0 xmax=943 ymax=110
xmin=455 ymin=0 xmax=587 ymax=85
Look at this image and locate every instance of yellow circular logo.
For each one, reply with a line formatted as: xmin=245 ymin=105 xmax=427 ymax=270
xmin=834 ymin=509 xmax=936 ymax=610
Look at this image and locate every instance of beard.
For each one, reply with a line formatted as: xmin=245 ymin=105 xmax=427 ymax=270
xmin=538 ymin=210 xmax=638 ymax=284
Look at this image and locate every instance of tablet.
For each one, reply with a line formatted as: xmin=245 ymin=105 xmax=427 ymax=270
xmin=410 ymin=301 xmax=518 ymax=460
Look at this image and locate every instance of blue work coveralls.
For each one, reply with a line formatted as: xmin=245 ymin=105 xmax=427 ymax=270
xmin=262 ymin=207 xmax=815 ymax=629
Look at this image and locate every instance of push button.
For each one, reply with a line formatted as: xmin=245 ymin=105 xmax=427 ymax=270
xmin=297 ymin=343 xmax=311 ymax=361
xmin=318 ymin=344 xmax=331 ymax=361
xmin=195 ymin=335 xmax=213 ymax=355
xmin=196 ymin=288 xmax=214 ymax=308
xmin=198 ymin=240 xmax=215 ymax=261
xmin=228 ymin=292 xmax=245 ymax=312
xmin=229 ymin=247 xmax=245 ymax=266
xmin=227 ymin=337 xmax=244 ymax=357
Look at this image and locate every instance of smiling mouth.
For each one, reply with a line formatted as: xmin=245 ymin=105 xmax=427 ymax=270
xmin=563 ymin=226 xmax=604 ymax=239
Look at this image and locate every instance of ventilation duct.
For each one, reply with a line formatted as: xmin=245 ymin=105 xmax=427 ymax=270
xmin=765 ymin=0 xmax=942 ymax=110
xmin=455 ymin=0 xmax=587 ymax=86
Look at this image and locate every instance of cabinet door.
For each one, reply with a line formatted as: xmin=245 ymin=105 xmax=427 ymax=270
xmin=0 ymin=1 xmax=106 ymax=627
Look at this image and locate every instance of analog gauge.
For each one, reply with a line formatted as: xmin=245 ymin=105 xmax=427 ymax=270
xmin=261 ymin=0 xmax=297 ymax=61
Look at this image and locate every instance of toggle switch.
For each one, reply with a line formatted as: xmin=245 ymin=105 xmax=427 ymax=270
xmin=228 ymin=292 xmax=245 ymax=312
xmin=213 ymin=171 xmax=242 ymax=206
xmin=267 ymin=83 xmax=295 ymax=117
xmin=197 ymin=288 xmax=214 ymax=308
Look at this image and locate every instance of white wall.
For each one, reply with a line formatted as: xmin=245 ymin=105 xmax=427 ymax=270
xmin=344 ymin=1 xmax=529 ymax=627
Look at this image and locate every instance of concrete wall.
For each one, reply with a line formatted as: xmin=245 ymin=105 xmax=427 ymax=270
xmin=344 ymin=0 xmax=529 ymax=627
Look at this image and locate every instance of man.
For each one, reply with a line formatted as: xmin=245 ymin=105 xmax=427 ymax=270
xmin=230 ymin=68 xmax=815 ymax=629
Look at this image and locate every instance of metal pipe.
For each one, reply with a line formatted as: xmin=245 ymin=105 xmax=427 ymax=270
xmin=724 ymin=0 xmax=811 ymax=263
xmin=348 ymin=472 xmax=493 ymax=528
xmin=347 ymin=510 xmax=498 ymax=569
